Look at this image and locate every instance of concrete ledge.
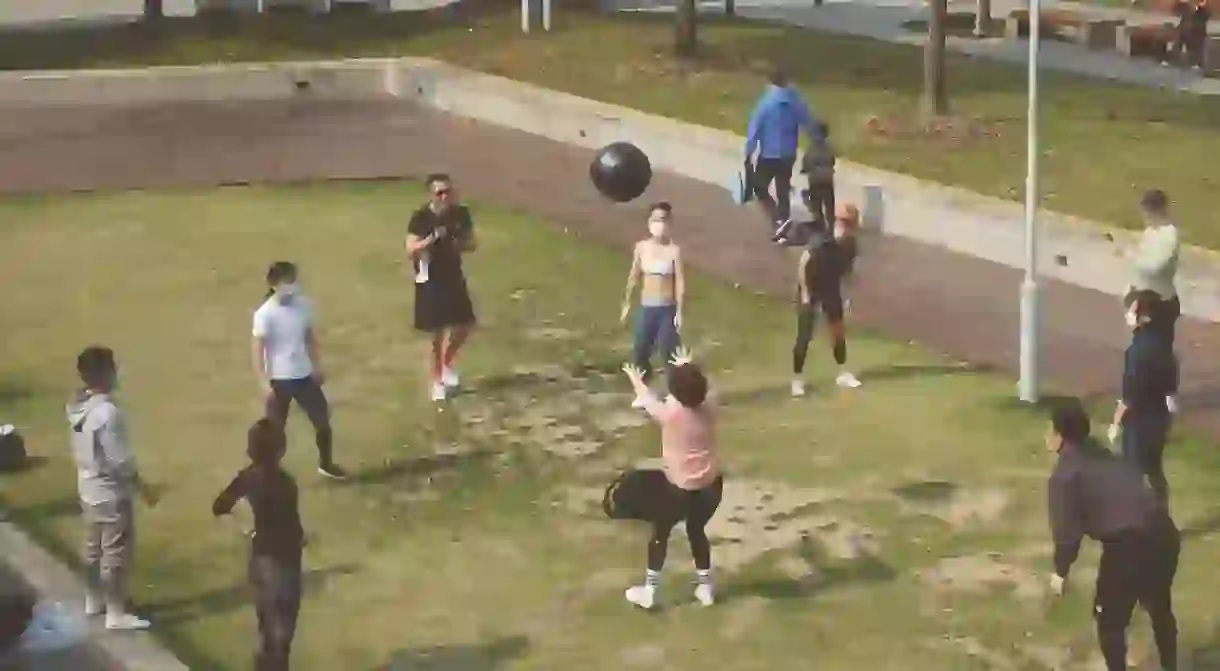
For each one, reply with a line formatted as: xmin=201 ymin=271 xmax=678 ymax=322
xmin=0 ymin=518 xmax=188 ymax=670
xmin=3 ymin=57 xmax=1220 ymax=323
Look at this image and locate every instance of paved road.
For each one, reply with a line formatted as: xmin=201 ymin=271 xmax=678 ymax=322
xmin=2 ymin=97 xmax=1220 ymax=440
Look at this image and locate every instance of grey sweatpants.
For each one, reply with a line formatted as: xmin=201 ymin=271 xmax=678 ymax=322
xmin=81 ymin=498 xmax=134 ymax=611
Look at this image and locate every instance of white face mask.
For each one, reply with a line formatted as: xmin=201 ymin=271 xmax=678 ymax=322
xmin=648 ymin=220 xmax=668 ymax=239
xmin=1125 ymin=310 xmax=1139 ymax=328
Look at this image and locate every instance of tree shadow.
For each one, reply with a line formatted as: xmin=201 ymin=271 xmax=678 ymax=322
xmin=719 ymin=537 xmax=896 ymax=603
xmin=374 ymin=635 xmax=530 ymax=671
xmin=856 ymin=362 xmax=993 ymax=382
xmin=143 ymin=563 xmax=358 ymax=626
xmin=348 ymin=449 xmax=498 ymax=487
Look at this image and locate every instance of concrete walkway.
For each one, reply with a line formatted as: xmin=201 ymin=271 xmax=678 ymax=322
xmin=616 ymin=0 xmax=1220 ymax=95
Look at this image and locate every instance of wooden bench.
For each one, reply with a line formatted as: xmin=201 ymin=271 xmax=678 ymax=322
xmin=1004 ymin=6 xmax=1126 ymax=50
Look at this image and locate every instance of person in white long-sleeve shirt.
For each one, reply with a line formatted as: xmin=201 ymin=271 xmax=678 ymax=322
xmin=1127 ymin=189 xmax=1181 ymax=413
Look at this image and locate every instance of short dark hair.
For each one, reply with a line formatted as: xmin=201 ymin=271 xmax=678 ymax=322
xmin=769 ymin=67 xmax=788 ymax=87
xmin=76 ymin=346 xmax=116 ymax=388
xmin=266 ymin=261 xmax=297 ymax=287
xmin=1124 ymin=289 xmax=1160 ymax=320
xmin=668 ymin=363 xmax=708 ymax=408
xmin=649 ymin=201 xmax=672 ymax=214
xmin=247 ymin=418 xmax=287 ymax=466
xmin=1140 ymin=189 xmax=1168 ymax=214
xmin=1050 ymin=398 xmax=1091 ymax=443
xmin=426 ymin=173 xmax=451 ymax=187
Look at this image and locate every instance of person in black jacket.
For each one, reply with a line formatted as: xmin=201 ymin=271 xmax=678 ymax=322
xmin=1046 ymin=398 xmax=1179 ymax=671
xmin=213 ymin=419 xmax=306 ymax=671
xmin=1108 ymin=290 xmax=1177 ymax=507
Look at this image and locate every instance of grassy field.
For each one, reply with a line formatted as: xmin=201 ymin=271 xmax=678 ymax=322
xmin=3 ymin=8 xmax=1220 ymax=248
xmin=0 ymin=183 xmax=1219 ymax=670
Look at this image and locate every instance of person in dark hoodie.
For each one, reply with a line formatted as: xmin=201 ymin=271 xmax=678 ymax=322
xmin=800 ymin=121 xmax=837 ymax=229
xmin=743 ymin=68 xmax=819 ymax=242
xmin=213 ymin=418 xmax=306 ymax=671
xmin=66 ymin=345 xmax=158 ymax=631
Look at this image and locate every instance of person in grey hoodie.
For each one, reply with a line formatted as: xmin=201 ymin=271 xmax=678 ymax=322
xmin=66 ymin=346 xmax=157 ymax=631
xmin=743 ymin=68 xmax=820 ymax=242
xmin=1126 ymin=189 xmax=1181 ymax=412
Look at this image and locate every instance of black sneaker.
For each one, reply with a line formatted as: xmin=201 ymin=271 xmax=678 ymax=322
xmin=317 ymin=463 xmax=348 ymax=480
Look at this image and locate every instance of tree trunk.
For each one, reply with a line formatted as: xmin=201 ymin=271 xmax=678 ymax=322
xmin=923 ymin=0 xmax=950 ymax=118
xmin=675 ymin=0 xmax=698 ymax=59
xmin=143 ymin=0 xmax=165 ymax=20
xmin=725 ymin=0 xmax=735 ymax=16
xmin=974 ymin=0 xmax=992 ymax=36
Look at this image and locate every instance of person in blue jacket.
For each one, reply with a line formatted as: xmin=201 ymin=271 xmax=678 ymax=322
xmin=743 ymin=69 xmax=820 ymax=242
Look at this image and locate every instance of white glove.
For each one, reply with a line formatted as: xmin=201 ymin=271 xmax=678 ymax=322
xmin=1049 ymin=573 xmax=1065 ymax=597
xmin=1107 ymin=423 xmax=1121 ymax=445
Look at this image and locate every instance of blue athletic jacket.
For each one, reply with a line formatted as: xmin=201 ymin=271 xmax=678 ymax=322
xmin=744 ymin=85 xmax=816 ymax=160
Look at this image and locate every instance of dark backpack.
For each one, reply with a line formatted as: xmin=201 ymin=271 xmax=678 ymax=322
xmin=602 ymin=469 xmax=670 ymax=522
xmin=0 ymin=426 xmax=26 ymax=473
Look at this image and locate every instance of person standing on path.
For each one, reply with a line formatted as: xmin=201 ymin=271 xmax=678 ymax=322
xmin=620 ymin=347 xmax=722 ymax=610
xmin=800 ymin=121 xmax=837 ymax=228
xmin=213 ymin=418 xmax=306 ymax=671
xmin=1126 ymin=189 xmax=1181 ymax=413
xmin=405 ymin=173 xmax=478 ymax=402
xmin=1046 ymin=398 xmax=1180 ymax=671
xmin=66 ymin=345 xmax=158 ymax=631
xmin=1108 ymin=290 xmax=1178 ymax=508
xmin=743 ymin=68 xmax=820 ymax=243
xmin=620 ymin=202 xmax=686 ymax=409
xmin=252 ymin=262 xmax=347 ymax=480
xmin=791 ymin=204 xmax=862 ymax=397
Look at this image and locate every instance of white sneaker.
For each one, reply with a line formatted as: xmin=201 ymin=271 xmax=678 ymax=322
xmin=429 ymin=382 xmax=447 ymax=402
xmin=790 ymin=379 xmax=806 ymax=397
xmin=441 ymin=367 xmax=460 ymax=388
xmin=625 ymin=585 xmax=656 ymax=610
xmin=1166 ymin=395 xmax=1179 ymax=414
xmin=694 ymin=583 xmax=715 ymax=607
xmin=84 ymin=595 xmax=104 ymax=617
xmin=836 ymin=372 xmax=862 ymax=388
xmin=414 ymin=260 xmax=430 ymax=285
xmin=105 ymin=613 xmax=151 ymax=630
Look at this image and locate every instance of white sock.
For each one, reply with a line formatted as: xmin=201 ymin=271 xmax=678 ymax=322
xmin=645 ymin=569 xmax=661 ymax=588
xmin=696 ymin=569 xmax=711 ymax=585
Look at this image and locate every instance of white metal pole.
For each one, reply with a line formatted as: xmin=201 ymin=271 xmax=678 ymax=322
xmin=1018 ymin=0 xmax=1041 ymax=403
xmin=542 ymin=0 xmax=551 ymax=30
xmin=522 ymin=0 xmax=531 ymax=32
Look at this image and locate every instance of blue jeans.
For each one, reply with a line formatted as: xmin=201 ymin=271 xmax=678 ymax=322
xmin=633 ymin=304 xmax=680 ymax=380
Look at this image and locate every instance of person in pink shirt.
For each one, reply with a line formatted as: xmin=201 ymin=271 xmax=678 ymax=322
xmin=621 ymin=347 xmax=723 ymax=610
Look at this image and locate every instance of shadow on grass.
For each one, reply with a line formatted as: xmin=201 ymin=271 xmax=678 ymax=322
xmin=144 ymin=563 xmax=359 ymax=626
xmin=0 ymin=382 xmax=33 ymax=408
xmin=3 ymin=495 xmax=81 ymax=524
xmin=348 ymin=449 xmax=498 ymax=487
xmin=0 ymin=456 xmax=49 ymax=477
xmin=857 ymin=361 xmax=993 ymax=382
xmin=1182 ymin=505 xmax=1220 ymax=540
xmin=891 ymin=479 xmax=957 ymax=504
xmin=719 ymin=537 xmax=896 ymax=603
xmin=1187 ymin=622 xmax=1220 ymax=670
xmin=374 ymin=634 xmax=529 ymax=671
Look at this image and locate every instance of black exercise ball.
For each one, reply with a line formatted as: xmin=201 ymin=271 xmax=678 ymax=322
xmin=590 ymin=142 xmax=652 ymax=203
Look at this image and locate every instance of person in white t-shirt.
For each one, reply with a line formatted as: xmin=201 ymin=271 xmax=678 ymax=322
xmin=251 ymin=262 xmax=347 ymax=480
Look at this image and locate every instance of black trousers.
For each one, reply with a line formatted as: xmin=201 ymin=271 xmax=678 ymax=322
xmin=794 ymin=292 xmax=846 ymax=374
xmin=752 ymin=156 xmax=796 ymax=224
xmin=1121 ymin=412 xmax=1172 ymax=506
xmin=1094 ymin=518 xmax=1180 ymax=671
xmin=250 ymin=552 xmax=302 ymax=671
xmin=648 ymin=477 xmax=723 ymax=571
xmin=265 ymin=377 xmax=334 ymax=468
xmin=805 ymin=181 xmax=835 ymax=226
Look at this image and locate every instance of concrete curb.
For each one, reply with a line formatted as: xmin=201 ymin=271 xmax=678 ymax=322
xmin=0 ymin=516 xmax=189 ymax=670
xmin=2 ymin=56 xmax=1218 ymax=323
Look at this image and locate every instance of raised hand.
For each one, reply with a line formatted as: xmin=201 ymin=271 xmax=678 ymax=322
xmin=669 ymin=347 xmax=694 ymax=368
xmin=622 ymin=363 xmax=646 ymax=381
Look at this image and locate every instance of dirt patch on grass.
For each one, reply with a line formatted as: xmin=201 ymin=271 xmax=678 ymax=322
xmin=918 ymin=553 xmax=1043 ymax=601
xmin=893 ymin=482 xmax=1011 ymax=528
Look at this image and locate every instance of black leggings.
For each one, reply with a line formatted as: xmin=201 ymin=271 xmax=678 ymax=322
xmin=265 ymin=377 xmax=334 ymax=468
xmin=1094 ymin=519 xmax=1180 ymax=671
xmin=648 ymin=477 xmax=723 ymax=571
xmin=805 ymin=181 xmax=835 ymax=225
xmin=794 ymin=298 xmax=847 ymax=374
xmin=753 ymin=156 xmax=796 ymax=223
xmin=250 ymin=552 xmax=302 ymax=671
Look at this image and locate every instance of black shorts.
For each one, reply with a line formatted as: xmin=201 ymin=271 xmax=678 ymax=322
xmin=414 ymin=273 xmax=476 ymax=332
xmin=801 ymin=291 xmax=845 ymax=323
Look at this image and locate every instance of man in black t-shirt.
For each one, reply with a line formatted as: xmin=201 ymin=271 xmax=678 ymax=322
xmin=791 ymin=206 xmax=861 ymax=397
xmin=405 ymin=173 xmax=478 ymax=402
